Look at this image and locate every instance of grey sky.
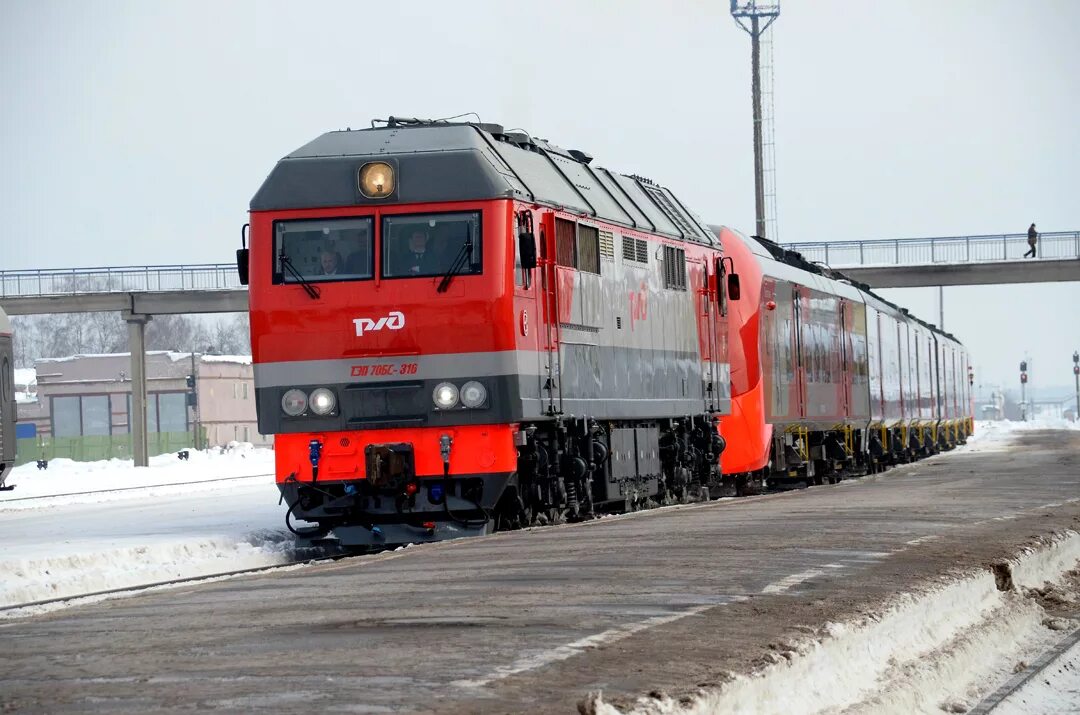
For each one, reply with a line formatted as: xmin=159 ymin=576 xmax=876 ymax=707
xmin=1 ymin=0 xmax=1077 ymax=389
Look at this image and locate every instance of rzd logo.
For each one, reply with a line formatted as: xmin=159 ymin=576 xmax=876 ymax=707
xmin=352 ymin=311 xmax=405 ymax=336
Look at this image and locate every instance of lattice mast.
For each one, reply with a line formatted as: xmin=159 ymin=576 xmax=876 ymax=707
xmin=731 ymin=1 xmax=780 ymax=240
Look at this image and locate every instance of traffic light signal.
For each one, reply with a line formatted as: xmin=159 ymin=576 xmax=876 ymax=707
xmin=1019 ymin=361 xmax=1028 ymax=372
xmin=186 ymin=374 xmax=195 ymax=389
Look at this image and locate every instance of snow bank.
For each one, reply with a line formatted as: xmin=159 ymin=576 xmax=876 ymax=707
xmin=590 ymin=532 xmax=1080 ymax=715
xmin=0 ymin=530 xmax=293 ymax=611
xmin=0 ymin=443 xmax=274 ymax=509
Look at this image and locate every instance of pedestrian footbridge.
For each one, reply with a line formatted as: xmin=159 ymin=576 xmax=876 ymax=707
xmin=785 ymin=230 xmax=1080 ymax=288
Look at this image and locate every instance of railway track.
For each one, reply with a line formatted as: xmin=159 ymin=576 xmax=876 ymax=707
xmin=971 ymin=622 xmax=1080 ymax=714
xmin=0 ymin=552 xmax=340 ymax=614
xmin=0 ymin=472 xmax=275 ymax=504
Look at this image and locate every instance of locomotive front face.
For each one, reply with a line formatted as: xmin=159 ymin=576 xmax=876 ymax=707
xmin=248 ymin=196 xmax=520 ymax=547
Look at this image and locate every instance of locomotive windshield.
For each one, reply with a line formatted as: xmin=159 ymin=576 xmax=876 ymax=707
xmin=382 ymin=212 xmax=481 ymax=279
xmin=273 ymin=217 xmax=374 ymax=284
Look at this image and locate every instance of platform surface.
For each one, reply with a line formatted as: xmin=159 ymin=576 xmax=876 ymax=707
xmin=2 ymin=429 xmax=1079 ymax=713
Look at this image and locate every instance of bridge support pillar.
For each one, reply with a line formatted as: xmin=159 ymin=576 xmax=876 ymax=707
xmin=125 ymin=313 xmax=152 ymax=468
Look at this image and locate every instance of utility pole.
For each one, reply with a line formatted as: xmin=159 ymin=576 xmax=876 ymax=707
xmin=938 ymin=286 xmax=944 ymax=330
xmin=731 ymin=1 xmax=780 ymax=239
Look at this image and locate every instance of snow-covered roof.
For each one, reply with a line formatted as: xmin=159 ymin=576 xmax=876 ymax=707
xmin=200 ymin=355 xmax=253 ymax=365
xmin=36 ymin=351 xmax=251 ymax=365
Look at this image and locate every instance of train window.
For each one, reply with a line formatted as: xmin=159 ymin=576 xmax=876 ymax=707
xmin=382 ymin=211 xmax=481 ymax=279
xmin=273 ymin=217 xmax=374 ymax=284
xmin=662 ymin=245 xmax=687 ymax=290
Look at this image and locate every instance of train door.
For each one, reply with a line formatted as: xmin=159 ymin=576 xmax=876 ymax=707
xmin=839 ymin=299 xmax=852 ymax=417
xmin=513 ymin=208 xmax=547 ymax=411
xmin=539 ymin=212 xmax=562 ymax=414
xmin=793 ymin=285 xmax=808 ymax=419
xmin=704 ymin=255 xmax=724 ymax=412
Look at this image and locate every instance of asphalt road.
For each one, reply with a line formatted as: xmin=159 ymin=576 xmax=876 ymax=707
xmin=2 ymin=428 xmax=1079 ymax=714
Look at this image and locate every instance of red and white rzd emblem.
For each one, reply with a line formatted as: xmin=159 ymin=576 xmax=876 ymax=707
xmin=353 ymin=311 xmax=405 ymax=337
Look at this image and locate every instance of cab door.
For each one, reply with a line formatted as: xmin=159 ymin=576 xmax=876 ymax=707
xmin=538 ymin=212 xmax=562 ymax=415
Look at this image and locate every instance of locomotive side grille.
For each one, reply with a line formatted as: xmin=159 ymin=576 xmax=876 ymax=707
xmin=598 ymin=229 xmax=615 ymax=260
xmin=635 ymin=238 xmax=649 ymax=264
xmin=662 ymin=245 xmax=687 ymax=290
xmin=622 ymin=236 xmax=649 ymax=265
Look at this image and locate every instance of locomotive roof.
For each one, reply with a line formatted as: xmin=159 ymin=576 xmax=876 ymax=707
xmin=250 ymin=118 xmax=717 ymax=245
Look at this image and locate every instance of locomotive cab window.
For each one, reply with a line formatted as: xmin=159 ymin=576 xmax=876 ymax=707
xmin=273 ymin=217 xmax=374 ymax=284
xmin=382 ymin=211 xmax=481 ymax=279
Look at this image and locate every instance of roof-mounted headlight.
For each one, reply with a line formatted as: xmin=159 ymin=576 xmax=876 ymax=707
xmin=358 ymin=161 xmax=395 ymax=199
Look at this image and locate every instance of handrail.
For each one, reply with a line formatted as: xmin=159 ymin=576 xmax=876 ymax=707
xmin=783 ymin=230 xmax=1080 ymax=268
xmin=0 ymin=264 xmax=241 ymax=298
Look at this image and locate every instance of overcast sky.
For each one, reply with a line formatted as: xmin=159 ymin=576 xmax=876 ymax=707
xmin=1 ymin=0 xmax=1077 ymax=389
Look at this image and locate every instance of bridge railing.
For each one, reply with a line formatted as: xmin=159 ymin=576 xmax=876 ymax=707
xmin=787 ymin=231 xmax=1080 ymax=268
xmin=0 ymin=264 xmax=241 ymax=298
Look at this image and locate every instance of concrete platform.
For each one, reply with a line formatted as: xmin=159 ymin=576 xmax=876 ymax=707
xmin=2 ymin=429 xmax=1079 ymax=713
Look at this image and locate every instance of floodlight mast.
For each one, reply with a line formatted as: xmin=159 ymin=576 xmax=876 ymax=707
xmin=731 ymin=1 xmax=780 ymax=240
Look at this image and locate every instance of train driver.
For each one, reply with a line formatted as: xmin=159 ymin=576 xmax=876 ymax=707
xmin=395 ymin=229 xmax=438 ymax=275
xmin=319 ymin=250 xmax=343 ymax=276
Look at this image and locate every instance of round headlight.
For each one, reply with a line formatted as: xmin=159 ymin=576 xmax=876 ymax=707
xmin=460 ymin=381 xmax=487 ymax=408
xmin=432 ymin=382 xmax=459 ymax=409
xmin=281 ymin=389 xmax=307 ymax=416
xmin=358 ymin=161 xmax=395 ymax=199
xmin=309 ymin=387 xmax=337 ymax=416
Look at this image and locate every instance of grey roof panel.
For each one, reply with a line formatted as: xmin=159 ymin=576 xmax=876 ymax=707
xmin=251 ymin=121 xmax=713 ymax=244
xmin=611 ymin=174 xmax=681 ymax=237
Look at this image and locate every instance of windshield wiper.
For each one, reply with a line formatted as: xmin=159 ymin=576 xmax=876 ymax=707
xmin=279 ymin=251 xmax=321 ymax=300
xmin=437 ymin=224 xmax=473 ymax=293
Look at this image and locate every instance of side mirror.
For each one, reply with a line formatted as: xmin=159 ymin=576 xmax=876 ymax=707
xmin=519 ymin=231 xmax=537 ymax=270
xmin=727 ymin=273 xmax=741 ymax=301
xmin=236 ymin=248 xmax=250 ymax=286
xmin=237 ymin=223 xmax=250 ymax=286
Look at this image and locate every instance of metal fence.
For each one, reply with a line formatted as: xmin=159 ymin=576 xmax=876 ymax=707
xmin=0 ymin=264 xmax=241 ymax=298
xmin=786 ymin=231 xmax=1080 ymax=268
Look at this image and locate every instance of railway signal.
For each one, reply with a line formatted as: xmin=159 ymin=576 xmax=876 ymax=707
xmin=1019 ymin=360 xmax=1028 ymax=421
xmin=1073 ymin=351 xmax=1079 ymax=422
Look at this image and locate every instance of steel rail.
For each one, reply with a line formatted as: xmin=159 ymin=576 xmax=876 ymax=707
xmin=0 ymin=472 xmax=275 ymax=504
xmin=0 ymin=555 xmax=342 ymax=614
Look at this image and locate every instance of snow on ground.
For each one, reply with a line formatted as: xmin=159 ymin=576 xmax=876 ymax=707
xmin=0 ymin=444 xmax=291 ymax=612
xmin=0 ymin=442 xmax=274 ymax=509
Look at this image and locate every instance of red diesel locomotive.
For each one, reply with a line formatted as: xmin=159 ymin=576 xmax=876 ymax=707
xmin=240 ymin=117 xmax=734 ymax=549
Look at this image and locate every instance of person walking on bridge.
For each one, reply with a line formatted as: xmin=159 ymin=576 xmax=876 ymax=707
xmin=1024 ymin=223 xmax=1038 ymax=258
